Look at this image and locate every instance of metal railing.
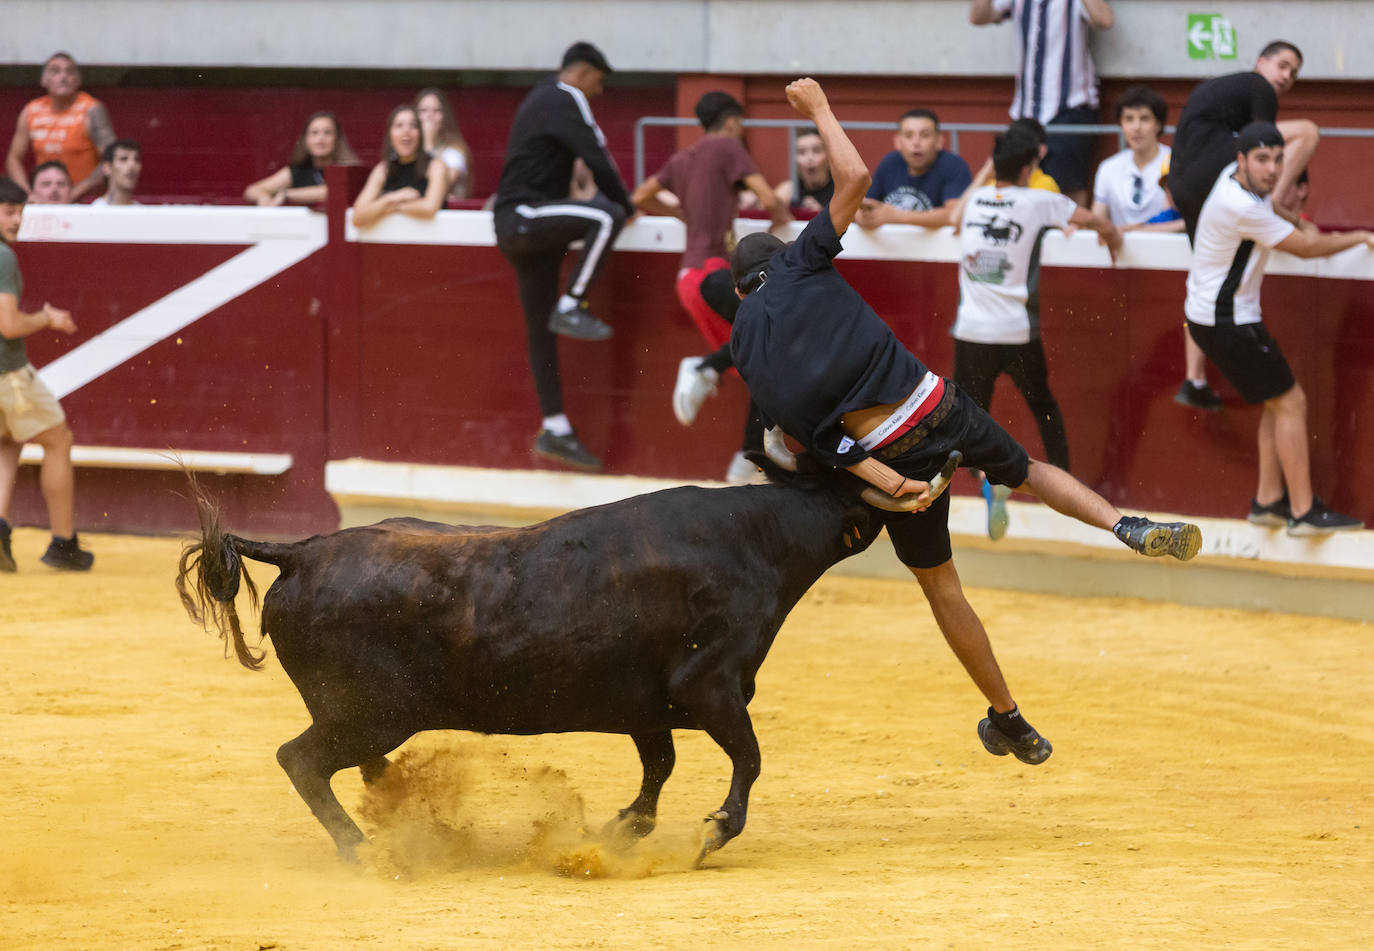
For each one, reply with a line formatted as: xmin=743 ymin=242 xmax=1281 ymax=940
xmin=632 ymin=115 xmax=1374 ymax=188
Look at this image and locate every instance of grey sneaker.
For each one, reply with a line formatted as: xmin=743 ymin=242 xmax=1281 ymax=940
xmin=548 ymin=299 xmax=612 ymax=341
xmin=533 ymin=429 xmax=602 ymax=472
xmin=0 ymin=521 xmax=15 ymax=572
xmin=1113 ymin=516 xmax=1202 ymax=561
xmin=40 ymin=534 xmax=94 ymax=571
xmin=1174 ymin=380 xmax=1223 ymax=411
xmin=1287 ymin=498 xmax=1363 ymax=537
xmin=1248 ymin=493 xmax=1291 ymax=528
xmin=978 ymin=707 xmax=1052 ymax=765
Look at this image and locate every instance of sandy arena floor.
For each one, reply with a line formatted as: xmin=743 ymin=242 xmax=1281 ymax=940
xmin=3 ymin=526 xmax=1371 ymax=950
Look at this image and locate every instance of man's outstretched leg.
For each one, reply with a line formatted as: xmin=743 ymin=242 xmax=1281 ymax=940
xmin=911 ymin=559 xmax=1051 ymax=765
xmin=1019 ymin=458 xmax=1202 ymax=560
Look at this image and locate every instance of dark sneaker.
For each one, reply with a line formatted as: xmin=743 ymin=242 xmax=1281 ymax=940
xmin=978 ymin=708 xmax=1052 ymax=765
xmin=40 ymin=534 xmax=94 ymax=571
xmin=1174 ymin=380 xmax=1223 ymax=411
xmin=0 ymin=521 xmax=15 ymax=573
xmin=1287 ymin=498 xmax=1363 ymax=537
xmin=1248 ymin=493 xmax=1291 ymax=528
xmin=548 ymin=299 xmax=612 ymax=341
xmin=1113 ymin=516 xmax=1202 ymax=561
xmin=981 ymin=479 xmax=1011 ymax=541
xmin=533 ymin=429 xmax=602 ymax=472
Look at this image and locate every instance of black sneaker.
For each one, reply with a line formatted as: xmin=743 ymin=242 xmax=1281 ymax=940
xmin=1174 ymin=380 xmax=1223 ymax=411
xmin=40 ymin=534 xmax=94 ymax=571
xmin=533 ymin=429 xmax=602 ymax=472
xmin=1248 ymin=493 xmax=1291 ymax=528
xmin=1287 ymin=498 xmax=1363 ymax=537
xmin=1113 ymin=516 xmax=1202 ymax=561
xmin=0 ymin=520 xmax=15 ymax=573
xmin=548 ymin=299 xmax=612 ymax=341
xmin=978 ymin=707 xmax=1052 ymax=765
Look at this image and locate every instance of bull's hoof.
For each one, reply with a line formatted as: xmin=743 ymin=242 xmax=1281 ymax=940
xmin=601 ymin=808 xmax=656 ymax=851
xmin=359 ymin=755 xmax=392 ymax=785
xmin=696 ymin=810 xmax=732 ymax=866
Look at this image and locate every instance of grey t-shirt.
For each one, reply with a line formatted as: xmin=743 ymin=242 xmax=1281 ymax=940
xmin=0 ymin=243 xmax=27 ymax=373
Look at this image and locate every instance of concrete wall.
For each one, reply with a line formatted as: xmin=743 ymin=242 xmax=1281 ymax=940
xmin=4 ymin=1 xmax=1372 ymax=79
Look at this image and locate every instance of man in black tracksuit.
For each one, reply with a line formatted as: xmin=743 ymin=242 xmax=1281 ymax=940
xmin=493 ymin=41 xmax=634 ymax=471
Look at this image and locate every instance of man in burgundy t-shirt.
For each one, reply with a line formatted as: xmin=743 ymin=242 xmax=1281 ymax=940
xmin=632 ymin=91 xmax=790 ymax=482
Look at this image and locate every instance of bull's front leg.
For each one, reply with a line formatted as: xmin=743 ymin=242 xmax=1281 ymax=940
xmin=602 ymin=730 xmax=675 ymax=847
xmin=681 ymin=682 xmax=760 ymax=863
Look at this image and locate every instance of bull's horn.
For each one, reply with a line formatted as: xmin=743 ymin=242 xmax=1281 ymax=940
xmin=861 ymin=451 xmax=963 ymax=513
xmin=763 ymin=426 xmax=798 ymax=472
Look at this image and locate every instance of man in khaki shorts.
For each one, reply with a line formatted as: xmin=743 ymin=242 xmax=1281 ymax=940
xmin=0 ymin=176 xmax=92 ymax=571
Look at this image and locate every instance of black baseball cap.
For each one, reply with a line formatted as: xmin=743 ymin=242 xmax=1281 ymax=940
xmin=1236 ymin=121 xmax=1284 ymax=154
xmin=562 ymin=41 xmax=613 ymax=74
xmin=731 ymin=232 xmax=786 ymax=294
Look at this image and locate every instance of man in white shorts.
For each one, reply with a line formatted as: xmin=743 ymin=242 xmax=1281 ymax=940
xmin=0 ymin=176 xmax=92 ymax=571
xmin=1185 ymin=123 xmax=1373 ymax=535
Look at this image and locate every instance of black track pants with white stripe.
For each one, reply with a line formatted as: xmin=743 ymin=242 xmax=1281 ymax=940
xmin=495 ymin=195 xmax=627 ymax=417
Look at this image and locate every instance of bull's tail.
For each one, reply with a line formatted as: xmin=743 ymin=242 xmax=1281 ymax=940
xmin=174 ymin=471 xmax=295 ymax=671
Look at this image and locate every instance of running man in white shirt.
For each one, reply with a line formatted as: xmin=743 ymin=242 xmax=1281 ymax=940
xmin=950 ymin=125 xmax=1121 ymax=538
xmin=1185 ymin=122 xmax=1374 ymax=535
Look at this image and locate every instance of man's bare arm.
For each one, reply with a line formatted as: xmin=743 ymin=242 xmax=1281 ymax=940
xmin=630 ymin=175 xmax=684 ymax=220
xmin=0 ymin=294 xmax=76 ymax=340
xmin=785 ymin=78 xmax=870 ymax=234
xmin=846 ymin=455 xmax=930 ymax=503
xmin=1081 ymin=0 xmax=1114 ymax=29
xmin=969 ymin=0 xmax=1004 ymax=25
xmin=1274 ymin=227 xmax=1374 ymax=259
xmin=742 ymin=172 xmax=792 ymax=230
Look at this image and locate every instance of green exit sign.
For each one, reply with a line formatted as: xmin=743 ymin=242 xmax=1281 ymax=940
xmin=1188 ymin=14 xmax=1238 ymax=60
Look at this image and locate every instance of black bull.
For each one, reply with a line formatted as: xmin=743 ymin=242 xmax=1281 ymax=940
xmin=176 ymin=464 xmax=891 ymax=862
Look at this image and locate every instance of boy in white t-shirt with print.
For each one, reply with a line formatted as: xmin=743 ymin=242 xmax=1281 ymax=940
xmin=950 ymin=126 xmax=1121 ymax=539
xmin=1185 ymin=122 xmax=1373 ymax=535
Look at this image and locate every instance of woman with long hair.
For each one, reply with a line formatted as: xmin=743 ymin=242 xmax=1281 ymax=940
xmin=415 ymin=87 xmax=473 ymax=200
xmin=244 ymin=111 xmax=357 ymax=206
xmin=351 ymin=104 xmax=447 ymax=227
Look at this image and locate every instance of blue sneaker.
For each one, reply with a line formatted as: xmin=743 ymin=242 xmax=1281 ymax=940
xmin=982 ymin=479 xmax=1011 ymax=541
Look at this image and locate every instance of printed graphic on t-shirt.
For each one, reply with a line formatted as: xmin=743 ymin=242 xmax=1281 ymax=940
xmin=965 ymin=250 xmax=1013 ymax=285
xmin=882 ymin=186 xmax=936 ymax=211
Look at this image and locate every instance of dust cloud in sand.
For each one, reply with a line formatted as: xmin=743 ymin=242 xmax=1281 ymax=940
xmin=3 ymin=527 xmax=1371 ymax=950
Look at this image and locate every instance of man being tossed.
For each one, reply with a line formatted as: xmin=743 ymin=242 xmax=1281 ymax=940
xmin=730 ymin=79 xmax=1201 ymax=764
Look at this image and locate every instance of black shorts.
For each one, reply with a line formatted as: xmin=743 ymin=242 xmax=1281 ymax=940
xmin=1187 ymin=321 xmax=1295 ymax=404
xmin=1041 ymin=105 xmax=1099 ymax=194
xmin=874 ymin=384 xmax=1030 ymax=569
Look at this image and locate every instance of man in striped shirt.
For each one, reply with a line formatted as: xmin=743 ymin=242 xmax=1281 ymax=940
xmin=970 ymin=0 xmax=1115 ymax=206
xmin=1185 ymin=122 xmax=1373 ymax=535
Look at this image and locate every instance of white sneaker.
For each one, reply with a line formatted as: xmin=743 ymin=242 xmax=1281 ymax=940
xmin=673 ymin=356 xmax=719 ymax=426
xmin=725 ymin=451 xmax=768 ymax=485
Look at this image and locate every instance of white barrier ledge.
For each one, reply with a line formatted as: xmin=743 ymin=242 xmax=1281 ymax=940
xmin=21 ymin=445 xmax=293 ymax=475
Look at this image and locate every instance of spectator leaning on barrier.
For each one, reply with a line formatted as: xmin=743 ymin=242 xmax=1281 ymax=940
xmin=91 ymin=139 xmax=142 ymax=206
xmin=244 ymin=111 xmax=358 ymax=207
xmin=1184 ymin=122 xmax=1373 ymax=536
xmin=774 ymin=126 xmax=834 ymax=212
xmin=946 ymin=125 xmax=1122 ymax=541
xmin=0 ymin=176 xmax=93 ymax=572
xmin=492 ymin=41 xmax=634 ymax=473
xmin=964 ymin=117 xmax=1064 ymax=198
xmin=416 ymin=88 xmax=474 ymax=201
xmin=351 ymin=105 xmax=447 ymax=228
xmin=969 ymin=0 xmax=1114 ymax=206
xmin=29 ymin=161 xmax=72 ymax=205
xmin=856 ymin=109 xmax=972 ymax=230
xmin=5 ymin=52 xmax=115 ymax=204
xmin=631 ymin=90 xmax=791 ymax=485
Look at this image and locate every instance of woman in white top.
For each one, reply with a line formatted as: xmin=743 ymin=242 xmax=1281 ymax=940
xmin=415 ymin=88 xmax=473 ymax=201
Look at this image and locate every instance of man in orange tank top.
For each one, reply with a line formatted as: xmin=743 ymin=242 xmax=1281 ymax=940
xmin=6 ymin=52 xmax=115 ymax=203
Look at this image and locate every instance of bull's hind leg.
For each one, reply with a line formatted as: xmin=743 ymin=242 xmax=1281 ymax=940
xmin=602 ymin=730 xmax=675 ymax=846
xmin=276 ymin=723 xmax=408 ymax=861
xmin=678 ymin=680 xmax=760 ymax=863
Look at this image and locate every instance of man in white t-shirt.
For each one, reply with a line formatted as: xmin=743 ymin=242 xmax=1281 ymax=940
xmin=950 ymin=125 xmax=1121 ymax=538
xmin=1185 ymin=122 xmax=1373 ymax=535
xmin=1092 ymin=85 xmax=1222 ymax=413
